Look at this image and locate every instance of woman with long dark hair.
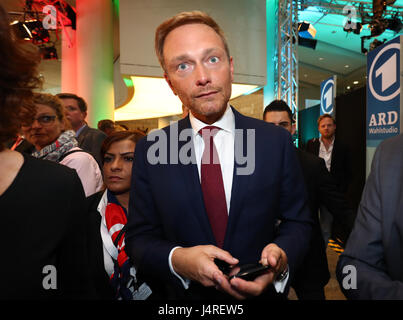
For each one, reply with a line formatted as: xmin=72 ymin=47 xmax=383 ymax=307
xmin=0 ymin=4 xmax=92 ymax=299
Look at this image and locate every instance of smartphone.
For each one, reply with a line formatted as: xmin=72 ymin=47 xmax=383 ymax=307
xmin=229 ymin=263 xmax=271 ymax=281
xmin=214 ymin=258 xmax=232 ymax=275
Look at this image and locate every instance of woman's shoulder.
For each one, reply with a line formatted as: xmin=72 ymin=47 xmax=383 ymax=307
xmin=61 ymin=147 xmax=99 ymax=167
xmin=22 ymin=152 xmax=77 ymax=177
xmin=18 ymin=152 xmax=84 ymax=195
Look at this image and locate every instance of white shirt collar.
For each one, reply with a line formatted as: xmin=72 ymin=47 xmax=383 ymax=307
xmin=188 ymin=104 xmax=235 ymax=136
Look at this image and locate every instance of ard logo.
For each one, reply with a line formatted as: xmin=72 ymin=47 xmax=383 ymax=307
xmin=368 ymin=42 xmax=400 ymax=102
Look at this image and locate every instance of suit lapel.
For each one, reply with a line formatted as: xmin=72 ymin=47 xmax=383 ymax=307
xmin=176 ymin=117 xmax=217 ymax=244
xmin=314 ymin=138 xmax=320 ymax=156
xmin=224 ymin=108 xmax=253 ymax=248
xmin=77 ymin=125 xmax=89 ymax=145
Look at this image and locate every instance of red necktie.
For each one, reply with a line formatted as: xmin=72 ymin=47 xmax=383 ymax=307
xmin=199 ymin=126 xmax=228 ymax=248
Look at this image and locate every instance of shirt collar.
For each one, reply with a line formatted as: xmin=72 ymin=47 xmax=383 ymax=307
xmin=75 ymin=123 xmax=87 ymax=137
xmin=189 ymin=104 xmax=235 ymax=136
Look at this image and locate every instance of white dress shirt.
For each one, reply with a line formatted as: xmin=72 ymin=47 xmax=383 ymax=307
xmin=319 ymin=137 xmax=334 ymax=172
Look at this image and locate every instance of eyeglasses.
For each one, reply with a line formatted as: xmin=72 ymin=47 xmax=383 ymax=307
xmin=22 ymin=115 xmax=57 ymax=127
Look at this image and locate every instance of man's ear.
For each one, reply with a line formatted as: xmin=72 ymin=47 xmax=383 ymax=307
xmin=164 ymin=73 xmax=177 ymax=96
xmin=229 ymin=56 xmax=234 ymax=82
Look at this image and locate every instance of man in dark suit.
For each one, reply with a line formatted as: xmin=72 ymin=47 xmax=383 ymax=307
xmin=305 ymin=114 xmax=352 ymax=245
xmin=305 ymin=114 xmax=352 ymax=194
xmin=263 ymin=100 xmax=354 ymax=300
xmin=57 ymin=93 xmax=106 ymax=167
xmin=125 ymin=11 xmax=312 ymax=300
xmin=336 ymin=134 xmax=403 ymax=299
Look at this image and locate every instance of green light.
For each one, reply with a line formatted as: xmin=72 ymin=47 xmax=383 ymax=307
xmin=113 ymin=0 xmax=120 ymax=17
xmin=123 ymin=77 xmax=134 ymax=88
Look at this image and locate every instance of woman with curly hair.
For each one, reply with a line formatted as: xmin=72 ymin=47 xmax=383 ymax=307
xmin=0 ymin=4 xmax=92 ymax=299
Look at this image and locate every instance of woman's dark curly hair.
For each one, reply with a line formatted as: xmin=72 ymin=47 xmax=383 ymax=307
xmin=0 ymin=4 xmax=41 ymax=151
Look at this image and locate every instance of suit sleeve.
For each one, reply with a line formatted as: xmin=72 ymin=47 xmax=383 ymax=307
xmin=273 ymin=133 xmax=313 ymax=282
xmin=125 ymin=137 xmax=183 ymax=289
xmin=336 ymin=142 xmax=403 ymax=299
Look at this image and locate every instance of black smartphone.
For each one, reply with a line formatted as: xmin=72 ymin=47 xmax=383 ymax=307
xmin=229 ymin=263 xmax=271 ymax=281
xmin=214 ymin=258 xmax=232 ymax=275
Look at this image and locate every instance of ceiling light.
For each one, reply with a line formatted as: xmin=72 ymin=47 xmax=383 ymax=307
xmin=347 ymin=86 xmax=351 ymax=90
xmin=353 ymin=81 xmax=359 ymax=84
xmin=319 ymin=57 xmax=324 ymax=60
xmin=344 ymin=65 xmax=349 ymax=68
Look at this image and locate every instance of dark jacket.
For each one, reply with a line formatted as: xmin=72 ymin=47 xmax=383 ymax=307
xmin=293 ymin=149 xmax=354 ymax=294
xmin=305 ymin=137 xmax=352 ymax=193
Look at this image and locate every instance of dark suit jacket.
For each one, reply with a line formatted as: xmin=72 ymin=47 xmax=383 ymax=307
xmin=125 ymin=107 xmax=313 ymax=300
xmin=336 ymin=134 xmax=403 ymax=299
xmin=77 ymin=125 xmax=107 ymax=167
xmin=293 ymin=149 xmax=354 ymax=293
xmin=305 ymin=138 xmax=352 ymax=193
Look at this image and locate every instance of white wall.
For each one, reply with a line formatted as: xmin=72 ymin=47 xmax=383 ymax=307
xmin=119 ymin=0 xmax=266 ymax=86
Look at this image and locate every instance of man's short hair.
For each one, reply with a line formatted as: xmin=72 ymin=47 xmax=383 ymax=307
xmin=56 ymin=93 xmax=87 ymax=113
xmin=98 ymin=119 xmax=115 ymax=132
xmin=155 ymin=10 xmax=231 ymax=72
xmin=317 ymin=114 xmax=336 ymax=126
xmin=263 ymin=100 xmax=294 ymax=123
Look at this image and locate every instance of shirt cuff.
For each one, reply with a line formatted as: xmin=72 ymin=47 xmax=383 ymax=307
xmin=168 ymin=246 xmax=191 ymax=289
xmin=273 ymin=264 xmax=289 ymax=293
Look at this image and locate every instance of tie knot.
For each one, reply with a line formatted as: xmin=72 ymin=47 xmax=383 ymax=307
xmin=199 ymin=126 xmax=221 ymax=140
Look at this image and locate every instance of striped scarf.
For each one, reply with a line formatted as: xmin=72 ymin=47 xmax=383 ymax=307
xmin=31 ymin=130 xmax=78 ymax=162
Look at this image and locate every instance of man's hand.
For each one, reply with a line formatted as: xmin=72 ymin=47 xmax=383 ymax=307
xmin=260 ymin=243 xmax=288 ymax=277
xmin=214 ymin=243 xmax=288 ymax=299
xmin=171 ymin=245 xmax=238 ymax=287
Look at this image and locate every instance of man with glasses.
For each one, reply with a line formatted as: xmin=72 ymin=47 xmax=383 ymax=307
xmin=264 ymin=100 xmax=354 ymax=299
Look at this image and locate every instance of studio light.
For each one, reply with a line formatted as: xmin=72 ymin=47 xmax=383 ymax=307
xmin=343 ymin=21 xmax=363 ymax=35
xmin=39 ymin=45 xmax=58 ymax=60
xmin=12 ymin=20 xmax=50 ymax=45
xmin=298 ymin=21 xmax=317 ymax=39
xmin=386 ymin=16 xmax=403 ymax=33
xmin=298 ymin=36 xmax=317 ymax=50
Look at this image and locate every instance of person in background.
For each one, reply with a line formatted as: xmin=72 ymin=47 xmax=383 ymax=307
xmin=125 ymin=10 xmax=312 ymax=300
xmin=87 ymin=130 xmax=155 ymax=300
xmin=57 ymin=92 xmax=107 ymax=167
xmin=263 ymin=100 xmax=354 ymax=300
xmin=305 ymin=114 xmax=352 ymax=246
xmin=0 ymin=3 xmax=92 ymax=299
xmin=21 ymin=93 xmax=103 ymax=197
xmin=98 ymin=119 xmax=116 ymax=136
xmin=336 ymin=133 xmax=403 ymax=299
